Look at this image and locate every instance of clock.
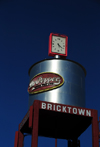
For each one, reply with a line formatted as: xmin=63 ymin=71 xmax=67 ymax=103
xmin=48 ymin=33 xmax=68 ymax=57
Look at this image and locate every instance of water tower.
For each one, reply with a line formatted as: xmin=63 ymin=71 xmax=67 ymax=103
xmin=14 ymin=33 xmax=99 ymax=147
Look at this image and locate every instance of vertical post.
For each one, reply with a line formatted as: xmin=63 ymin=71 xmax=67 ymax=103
xmin=18 ymin=131 xmax=24 ymax=147
xmin=29 ymin=105 xmax=34 ymax=128
xmin=31 ymin=100 xmax=39 ymax=147
xmin=55 ymin=138 xmax=57 ymax=147
xmin=14 ymin=131 xmax=19 ymax=147
xmin=68 ymin=140 xmax=72 ymax=147
xmin=72 ymin=139 xmax=77 ymax=147
xmin=92 ymin=110 xmax=99 ymax=147
xmin=98 ymin=117 xmax=100 ymax=142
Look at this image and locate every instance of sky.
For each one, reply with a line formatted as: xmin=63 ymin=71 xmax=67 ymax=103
xmin=0 ymin=0 xmax=100 ymax=147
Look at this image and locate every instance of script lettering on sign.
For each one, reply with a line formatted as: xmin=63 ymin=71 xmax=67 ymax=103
xmin=28 ymin=72 xmax=64 ymax=94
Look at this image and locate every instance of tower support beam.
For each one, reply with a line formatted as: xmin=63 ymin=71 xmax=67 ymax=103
xmin=14 ymin=100 xmax=99 ymax=147
xmin=14 ymin=131 xmax=24 ymax=147
xmin=92 ymin=110 xmax=99 ymax=147
xmin=31 ymin=100 xmax=39 ymax=147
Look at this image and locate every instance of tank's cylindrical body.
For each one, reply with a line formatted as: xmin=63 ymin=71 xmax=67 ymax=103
xmin=28 ymin=59 xmax=86 ymax=108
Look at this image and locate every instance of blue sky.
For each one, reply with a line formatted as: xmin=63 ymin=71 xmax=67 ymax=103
xmin=0 ymin=0 xmax=100 ymax=146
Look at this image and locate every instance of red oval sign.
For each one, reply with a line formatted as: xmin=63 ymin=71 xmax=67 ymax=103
xmin=28 ymin=72 xmax=64 ymax=94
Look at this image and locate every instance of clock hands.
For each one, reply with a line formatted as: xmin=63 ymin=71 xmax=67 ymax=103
xmin=57 ymin=43 xmax=63 ymax=49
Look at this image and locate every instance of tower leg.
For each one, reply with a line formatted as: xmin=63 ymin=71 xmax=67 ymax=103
xmin=72 ymin=139 xmax=78 ymax=147
xmin=14 ymin=131 xmax=24 ymax=147
xmin=14 ymin=131 xmax=19 ymax=147
xmin=68 ymin=140 xmax=72 ymax=147
xmin=18 ymin=131 xmax=24 ymax=147
xmin=68 ymin=139 xmax=80 ymax=147
xmin=55 ymin=138 xmax=57 ymax=147
xmin=31 ymin=100 xmax=39 ymax=147
xmin=92 ymin=110 xmax=99 ymax=147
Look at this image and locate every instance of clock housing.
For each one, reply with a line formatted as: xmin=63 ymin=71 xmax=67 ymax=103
xmin=48 ymin=33 xmax=68 ymax=57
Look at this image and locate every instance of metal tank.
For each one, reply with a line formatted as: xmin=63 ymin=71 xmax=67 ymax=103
xmin=28 ymin=58 xmax=86 ymax=108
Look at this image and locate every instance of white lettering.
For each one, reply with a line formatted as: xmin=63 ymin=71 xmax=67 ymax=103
xmin=35 ymin=79 xmax=39 ymax=84
xmin=29 ymin=76 xmax=61 ymax=89
xmin=73 ymin=108 xmax=77 ymax=114
xmin=47 ymin=104 xmax=52 ymax=110
xmin=38 ymin=77 xmax=43 ymax=83
xmin=29 ymin=81 xmax=35 ymax=88
xmin=54 ymin=77 xmax=61 ymax=85
xmin=32 ymin=87 xmax=35 ymax=90
xmin=42 ymin=103 xmax=46 ymax=109
xmin=62 ymin=106 xmax=67 ymax=112
xmin=57 ymin=105 xmax=61 ymax=112
xmin=41 ymin=102 xmax=92 ymax=117
xmin=53 ymin=105 xmax=55 ymax=111
xmin=78 ymin=109 xmax=85 ymax=115
xmin=43 ymin=78 xmax=47 ymax=84
xmin=86 ymin=110 xmax=91 ymax=116
xmin=67 ymin=107 xmax=71 ymax=113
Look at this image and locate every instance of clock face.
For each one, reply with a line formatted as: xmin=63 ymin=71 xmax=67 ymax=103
xmin=48 ymin=33 xmax=68 ymax=57
xmin=52 ymin=35 xmax=66 ymax=54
